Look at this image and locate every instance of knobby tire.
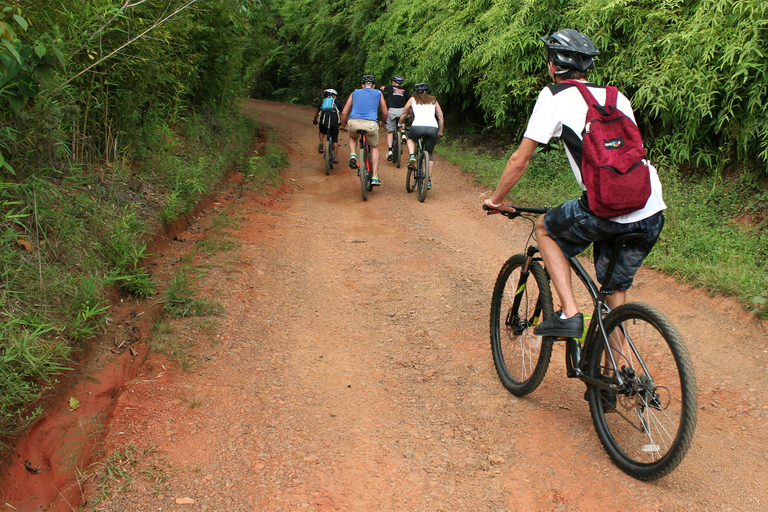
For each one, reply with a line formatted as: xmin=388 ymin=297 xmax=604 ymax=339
xmin=360 ymin=137 xmax=369 ymax=201
xmin=585 ymin=302 xmax=697 ymax=480
xmin=490 ymin=254 xmax=555 ymax=395
xmin=417 ymin=150 xmax=430 ymax=202
xmin=325 ymin=138 xmax=333 ymax=175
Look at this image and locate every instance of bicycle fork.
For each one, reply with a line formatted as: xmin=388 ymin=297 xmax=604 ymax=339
xmin=508 ymin=246 xmax=543 ymax=335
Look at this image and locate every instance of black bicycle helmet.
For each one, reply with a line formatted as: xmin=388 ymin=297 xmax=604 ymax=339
xmin=361 ymin=74 xmax=376 ymax=85
xmin=413 ymin=82 xmax=429 ymax=94
xmin=392 ymin=75 xmax=404 ymax=84
xmin=541 ymin=29 xmax=599 ymax=74
xmin=323 ymin=88 xmax=338 ymax=97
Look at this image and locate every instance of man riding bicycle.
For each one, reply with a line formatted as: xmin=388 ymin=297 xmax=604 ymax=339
xmin=340 ymin=75 xmax=388 ymax=186
xmin=484 ymin=29 xmax=666 ymax=340
xmin=312 ymin=88 xmax=342 ymax=163
xmin=380 ymin=75 xmax=410 ymax=162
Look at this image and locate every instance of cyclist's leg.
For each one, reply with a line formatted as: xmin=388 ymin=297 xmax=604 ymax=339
xmin=347 ymin=119 xmax=363 ymax=167
xmin=385 ymin=108 xmax=402 ymax=154
xmin=365 ymin=121 xmax=381 ymax=178
xmin=536 ymin=214 xmax=580 ymax=317
xmin=318 ymin=123 xmax=327 ymax=152
xmin=594 ymin=212 xmax=664 ymax=374
xmin=406 ymin=127 xmax=420 ymax=167
xmin=422 ymin=128 xmax=439 ymax=185
xmin=329 ymin=124 xmax=340 ymax=162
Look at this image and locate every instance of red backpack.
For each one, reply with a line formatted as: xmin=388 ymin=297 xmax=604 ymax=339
xmin=566 ymin=79 xmax=651 ymax=219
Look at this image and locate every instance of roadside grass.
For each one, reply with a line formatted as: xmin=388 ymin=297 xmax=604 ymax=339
xmin=87 ymin=442 xmax=170 ymax=505
xmin=0 ymin=106 xmax=266 ymax=442
xmin=242 ymin=131 xmax=287 ymax=191
xmin=439 ymin=140 xmax=768 ymax=319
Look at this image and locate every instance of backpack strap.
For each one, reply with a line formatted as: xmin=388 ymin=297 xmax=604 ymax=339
xmin=564 ymin=79 xmax=616 ymax=116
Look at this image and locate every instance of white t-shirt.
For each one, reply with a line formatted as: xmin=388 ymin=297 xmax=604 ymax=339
xmin=523 ymin=82 xmax=666 ymax=224
xmin=412 ymin=103 xmax=438 ymax=128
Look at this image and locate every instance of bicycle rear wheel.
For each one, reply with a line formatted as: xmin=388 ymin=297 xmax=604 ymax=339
xmin=585 ymin=302 xmax=697 ymax=480
xmin=325 ymin=139 xmax=332 ymax=175
xmin=417 ymin=150 xmax=430 ymax=202
xmin=359 ymin=138 xmax=369 ymax=201
xmin=393 ymin=130 xmax=401 ymax=168
xmin=490 ymin=254 xmax=555 ymax=395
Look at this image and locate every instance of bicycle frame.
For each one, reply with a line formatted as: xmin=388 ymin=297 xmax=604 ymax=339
xmin=496 ymin=206 xmax=652 ymax=395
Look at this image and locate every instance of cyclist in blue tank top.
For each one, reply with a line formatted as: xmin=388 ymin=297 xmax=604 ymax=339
xmin=340 ymin=75 xmax=388 ymax=186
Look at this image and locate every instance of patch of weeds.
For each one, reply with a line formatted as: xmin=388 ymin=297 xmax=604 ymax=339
xmin=150 ymin=319 xmax=196 ymax=372
xmin=210 ymin=208 xmax=244 ymax=230
xmin=0 ymin=321 xmax=71 ymax=437
xmin=161 ymin=269 xmax=224 ymax=318
xmin=196 ymin=233 xmax=241 ymax=256
xmin=181 ymin=395 xmax=205 ymax=408
xmin=242 ymin=132 xmax=286 ymax=192
xmin=192 ymin=317 xmax=219 ymax=336
xmin=90 ymin=442 xmax=140 ymax=504
xmin=90 ymin=443 xmax=170 ymax=503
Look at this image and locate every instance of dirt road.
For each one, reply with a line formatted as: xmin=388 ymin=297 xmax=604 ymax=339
xmin=7 ymin=99 xmax=768 ymax=511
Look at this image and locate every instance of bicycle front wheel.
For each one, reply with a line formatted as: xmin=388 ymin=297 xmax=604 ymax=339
xmin=405 ymin=165 xmax=416 ymax=193
xmin=417 ymin=151 xmax=430 ymax=202
xmin=490 ymin=254 xmax=555 ymax=396
xmin=360 ymin=140 xmax=369 ymax=201
xmin=585 ymin=302 xmax=697 ymax=480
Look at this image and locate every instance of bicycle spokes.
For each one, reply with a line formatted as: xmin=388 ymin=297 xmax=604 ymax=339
xmin=588 ymin=304 xmax=696 ymax=479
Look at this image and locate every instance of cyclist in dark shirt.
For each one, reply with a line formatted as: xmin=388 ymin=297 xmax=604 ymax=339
xmin=380 ymin=75 xmax=410 ymax=161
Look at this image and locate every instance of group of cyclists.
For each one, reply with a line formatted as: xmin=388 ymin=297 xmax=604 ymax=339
xmin=312 ymin=74 xmax=444 ymax=189
xmin=311 ymin=28 xmax=668 ymax=402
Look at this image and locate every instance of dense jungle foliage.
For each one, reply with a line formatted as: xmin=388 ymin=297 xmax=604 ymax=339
xmin=0 ymin=0 xmax=766 ymax=446
xmin=254 ymin=0 xmax=768 ymax=180
xmin=0 ymin=0 xmax=264 ymax=442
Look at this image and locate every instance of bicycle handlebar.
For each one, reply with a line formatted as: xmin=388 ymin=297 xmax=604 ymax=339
xmin=482 ymin=204 xmax=548 ymax=218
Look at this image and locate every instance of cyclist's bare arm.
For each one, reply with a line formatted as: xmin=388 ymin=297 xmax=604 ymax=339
xmin=398 ymin=97 xmax=414 ymax=126
xmin=435 ymin=101 xmax=445 ymax=137
xmin=339 ymin=93 xmax=354 ymax=131
xmin=484 ymin=137 xmax=539 ymax=210
xmin=379 ymin=95 xmax=388 ymax=124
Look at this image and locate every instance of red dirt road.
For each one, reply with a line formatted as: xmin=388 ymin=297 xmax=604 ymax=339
xmin=3 ymin=99 xmax=768 ymax=511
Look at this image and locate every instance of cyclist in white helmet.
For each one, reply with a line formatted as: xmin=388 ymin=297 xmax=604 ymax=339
xmin=312 ymin=88 xmax=342 ymax=163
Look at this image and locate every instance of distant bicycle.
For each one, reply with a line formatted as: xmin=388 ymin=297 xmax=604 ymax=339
xmin=356 ymin=130 xmax=374 ymax=201
xmin=323 ymin=135 xmax=335 ymax=175
xmin=404 ymin=126 xmax=430 ymax=202
xmin=486 ymin=204 xmax=697 ymax=480
xmin=392 ymin=123 xmax=407 ymax=168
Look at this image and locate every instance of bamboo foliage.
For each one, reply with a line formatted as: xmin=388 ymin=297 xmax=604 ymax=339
xmin=0 ymin=0 xmax=254 ymax=178
xmin=252 ymin=0 xmax=768 ymax=178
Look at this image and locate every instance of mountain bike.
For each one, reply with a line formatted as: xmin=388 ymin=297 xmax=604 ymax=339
xmin=324 ymin=135 xmax=335 ymax=175
xmin=485 ymin=205 xmax=697 ymax=480
xmin=356 ymin=130 xmax=374 ymax=201
xmin=405 ymin=129 xmax=430 ymax=202
xmin=392 ymin=124 xmax=407 ymax=168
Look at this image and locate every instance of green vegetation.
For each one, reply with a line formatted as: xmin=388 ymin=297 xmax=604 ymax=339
xmin=252 ymin=0 xmax=768 ymax=180
xmin=0 ymin=1 xmax=269 ymax=443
